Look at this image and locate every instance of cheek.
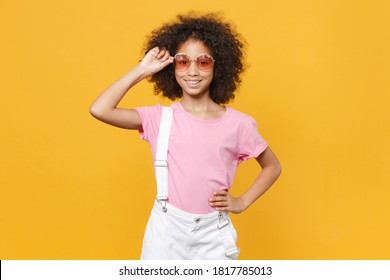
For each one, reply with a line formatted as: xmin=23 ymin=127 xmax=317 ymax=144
xmin=174 ymin=72 xmax=182 ymax=85
xmin=206 ymin=71 xmax=214 ymax=83
xmin=175 ymin=70 xmax=184 ymax=80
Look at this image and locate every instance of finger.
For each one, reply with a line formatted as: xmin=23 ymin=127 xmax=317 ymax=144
xmin=213 ymin=190 xmax=228 ymax=196
xmin=148 ymin=47 xmax=159 ymax=56
xmin=209 ymin=197 xmax=229 ymax=208
xmin=209 ymin=201 xmax=228 ymax=208
xmin=157 ymin=48 xmax=167 ymax=59
xmin=209 ymin=195 xmax=228 ymax=202
xmin=212 ymin=201 xmax=228 ymax=206
xmin=162 ymin=57 xmax=173 ymax=67
xmin=161 ymin=50 xmax=171 ymax=61
xmin=142 ymin=47 xmax=159 ymax=62
xmin=159 ymin=58 xmax=173 ymax=69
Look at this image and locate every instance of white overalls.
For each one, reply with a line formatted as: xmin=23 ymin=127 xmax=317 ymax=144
xmin=140 ymin=107 xmax=240 ymax=260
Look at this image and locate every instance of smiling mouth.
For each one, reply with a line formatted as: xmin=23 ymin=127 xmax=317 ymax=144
xmin=185 ymin=80 xmax=202 ymax=86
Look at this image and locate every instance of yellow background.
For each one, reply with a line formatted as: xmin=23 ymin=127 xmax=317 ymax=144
xmin=1 ymin=0 xmax=389 ymax=259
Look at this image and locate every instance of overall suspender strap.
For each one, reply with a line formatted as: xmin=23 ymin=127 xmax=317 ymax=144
xmin=155 ymin=106 xmax=173 ymax=202
xmin=217 ymin=212 xmax=240 ymax=259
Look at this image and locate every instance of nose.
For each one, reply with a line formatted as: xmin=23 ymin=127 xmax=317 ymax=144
xmin=187 ymin=60 xmax=199 ymax=76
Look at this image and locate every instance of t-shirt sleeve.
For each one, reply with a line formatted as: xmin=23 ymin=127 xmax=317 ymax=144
xmin=238 ymin=116 xmax=268 ymax=163
xmin=134 ymin=104 xmax=162 ymax=142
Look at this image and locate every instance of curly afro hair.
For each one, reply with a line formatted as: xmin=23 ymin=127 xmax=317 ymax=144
xmin=144 ymin=12 xmax=246 ymax=104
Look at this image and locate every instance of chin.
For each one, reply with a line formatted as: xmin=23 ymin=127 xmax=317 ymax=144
xmin=183 ymin=89 xmax=209 ymax=98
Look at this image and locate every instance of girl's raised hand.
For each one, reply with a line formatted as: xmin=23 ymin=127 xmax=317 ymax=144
xmin=139 ymin=47 xmax=173 ymax=76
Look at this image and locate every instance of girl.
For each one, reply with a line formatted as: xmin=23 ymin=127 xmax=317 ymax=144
xmin=90 ymin=13 xmax=281 ymax=260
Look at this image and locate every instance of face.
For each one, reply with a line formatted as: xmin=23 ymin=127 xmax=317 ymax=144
xmin=174 ymin=39 xmax=214 ymax=98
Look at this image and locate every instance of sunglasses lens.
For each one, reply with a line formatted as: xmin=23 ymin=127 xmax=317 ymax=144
xmin=174 ymin=55 xmax=190 ymax=70
xmin=174 ymin=54 xmax=214 ymax=70
xmin=197 ymin=55 xmax=214 ymax=70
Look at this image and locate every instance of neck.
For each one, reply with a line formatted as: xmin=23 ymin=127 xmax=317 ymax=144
xmin=180 ymin=95 xmax=216 ymax=112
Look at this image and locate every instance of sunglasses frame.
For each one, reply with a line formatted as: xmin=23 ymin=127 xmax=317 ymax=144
xmin=173 ymin=53 xmax=215 ymax=71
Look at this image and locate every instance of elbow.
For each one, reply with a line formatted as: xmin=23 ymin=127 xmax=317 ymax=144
xmin=274 ymin=157 xmax=282 ymax=178
xmin=89 ymin=104 xmax=104 ymax=119
xmin=275 ymin=163 xmax=282 ymax=178
xmin=89 ymin=105 xmax=99 ymax=118
xmin=268 ymin=161 xmax=282 ymax=180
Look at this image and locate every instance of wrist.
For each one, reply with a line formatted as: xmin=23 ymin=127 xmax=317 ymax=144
xmin=131 ymin=63 xmax=151 ymax=82
xmin=237 ymin=196 xmax=250 ymax=213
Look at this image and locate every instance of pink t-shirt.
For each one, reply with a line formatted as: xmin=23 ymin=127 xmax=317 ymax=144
xmin=135 ymin=102 xmax=268 ymax=214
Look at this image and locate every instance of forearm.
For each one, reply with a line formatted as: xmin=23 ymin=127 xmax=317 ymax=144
xmin=238 ymin=164 xmax=281 ymax=212
xmin=209 ymin=147 xmax=281 ymax=214
xmin=90 ymin=64 xmax=148 ymax=115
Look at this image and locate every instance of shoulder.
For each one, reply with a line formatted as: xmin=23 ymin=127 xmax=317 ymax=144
xmin=136 ymin=103 xmax=163 ymax=112
xmin=135 ymin=104 xmax=163 ymax=116
xmin=136 ymin=102 xmax=182 ymax=122
xmin=134 ymin=104 xmax=165 ymax=127
xmin=169 ymin=102 xmax=180 ymax=112
xmin=226 ymin=106 xmax=258 ymax=128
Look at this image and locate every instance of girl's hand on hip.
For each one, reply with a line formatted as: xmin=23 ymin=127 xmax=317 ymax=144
xmin=209 ymin=190 xmax=245 ymax=214
xmin=139 ymin=47 xmax=173 ymax=76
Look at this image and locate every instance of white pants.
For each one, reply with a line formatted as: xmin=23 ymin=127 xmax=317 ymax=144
xmin=141 ymin=199 xmax=240 ymax=260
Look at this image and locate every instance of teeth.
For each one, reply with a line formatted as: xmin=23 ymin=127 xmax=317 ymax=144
xmin=186 ymin=80 xmax=200 ymax=84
